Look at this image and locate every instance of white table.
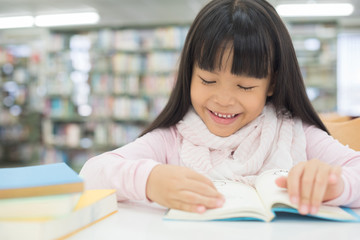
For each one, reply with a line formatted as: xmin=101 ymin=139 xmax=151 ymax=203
xmin=68 ymin=202 xmax=360 ymax=240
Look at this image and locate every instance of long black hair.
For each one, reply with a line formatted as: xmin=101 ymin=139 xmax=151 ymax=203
xmin=141 ymin=0 xmax=328 ymax=136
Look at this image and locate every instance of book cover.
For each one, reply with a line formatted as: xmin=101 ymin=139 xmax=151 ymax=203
xmin=0 ymin=193 xmax=81 ymax=220
xmin=0 ymin=163 xmax=84 ymax=199
xmin=164 ymin=169 xmax=360 ymax=222
xmin=0 ymin=189 xmax=118 ymax=240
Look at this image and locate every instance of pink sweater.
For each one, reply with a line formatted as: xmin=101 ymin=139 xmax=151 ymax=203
xmin=80 ymin=124 xmax=360 ymax=207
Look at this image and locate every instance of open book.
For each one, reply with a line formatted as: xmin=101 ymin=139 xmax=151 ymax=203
xmin=164 ymin=169 xmax=360 ymax=222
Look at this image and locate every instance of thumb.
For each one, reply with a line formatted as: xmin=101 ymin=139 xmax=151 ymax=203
xmin=328 ymin=166 xmax=342 ymax=185
xmin=275 ymin=176 xmax=288 ymax=188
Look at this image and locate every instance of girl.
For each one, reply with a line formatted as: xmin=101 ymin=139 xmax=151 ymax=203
xmin=80 ymin=0 xmax=360 ymax=216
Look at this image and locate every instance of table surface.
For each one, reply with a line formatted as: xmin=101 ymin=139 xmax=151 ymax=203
xmin=68 ymin=202 xmax=360 ymax=240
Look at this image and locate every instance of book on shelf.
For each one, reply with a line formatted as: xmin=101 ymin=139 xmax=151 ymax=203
xmin=47 ymin=98 xmax=75 ymax=118
xmin=0 ymin=189 xmax=118 ymax=240
xmin=164 ymin=169 xmax=360 ymax=222
xmin=0 ymin=162 xmax=84 ymax=199
xmin=65 ymin=123 xmax=81 ymax=148
xmin=113 ymin=96 xmax=149 ymax=120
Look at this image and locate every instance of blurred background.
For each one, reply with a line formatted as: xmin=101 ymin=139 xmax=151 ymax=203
xmin=0 ymin=0 xmax=359 ymax=171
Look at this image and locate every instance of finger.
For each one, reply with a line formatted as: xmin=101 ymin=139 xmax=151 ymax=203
xmin=183 ymin=171 xmax=223 ymax=198
xmin=287 ymin=162 xmax=305 ymax=206
xmin=275 ymin=176 xmax=287 ymax=188
xmin=298 ymin=161 xmax=319 ymax=215
xmin=172 ymin=200 xmax=207 ymax=213
xmin=185 ymin=178 xmax=224 ymax=199
xmin=186 ymin=171 xmax=217 ymax=190
xmin=309 ymin=165 xmax=330 ymax=215
xmin=324 ymin=166 xmax=344 ymax=201
xmin=178 ymin=190 xmax=224 ymax=209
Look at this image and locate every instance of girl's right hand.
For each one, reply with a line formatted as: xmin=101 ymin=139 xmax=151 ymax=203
xmin=146 ymin=164 xmax=225 ymax=213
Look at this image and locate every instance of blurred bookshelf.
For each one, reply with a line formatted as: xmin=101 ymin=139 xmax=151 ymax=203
xmin=287 ymin=22 xmax=338 ymax=112
xmin=0 ymin=29 xmax=45 ymax=168
xmin=40 ymin=26 xmax=188 ymax=172
xmin=0 ymin=22 xmax=346 ymax=171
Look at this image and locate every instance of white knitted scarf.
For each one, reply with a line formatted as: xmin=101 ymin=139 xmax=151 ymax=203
xmin=176 ymin=104 xmax=307 ymax=185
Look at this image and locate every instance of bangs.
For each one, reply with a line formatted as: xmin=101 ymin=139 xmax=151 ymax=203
xmin=192 ymin=0 xmax=275 ymax=79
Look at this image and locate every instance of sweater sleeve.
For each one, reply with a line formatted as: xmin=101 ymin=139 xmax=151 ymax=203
xmin=79 ymin=127 xmax=180 ymax=202
xmin=304 ymin=124 xmax=360 ymax=207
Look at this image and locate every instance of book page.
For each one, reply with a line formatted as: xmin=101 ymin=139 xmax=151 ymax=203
xmin=255 ymin=169 xmax=293 ymax=209
xmin=164 ymin=180 xmax=273 ymax=221
xmin=213 ymin=180 xmax=267 ymax=213
xmin=255 ymin=169 xmax=358 ymax=221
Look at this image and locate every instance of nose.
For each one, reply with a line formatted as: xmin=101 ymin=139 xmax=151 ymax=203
xmin=213 ymin=88 xmax=236 ymax=106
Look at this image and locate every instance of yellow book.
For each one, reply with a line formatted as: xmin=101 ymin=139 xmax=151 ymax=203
xmin=0 ymin=189 xmax=118 ymax=240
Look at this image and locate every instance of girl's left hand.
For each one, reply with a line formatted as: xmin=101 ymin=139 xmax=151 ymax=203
xmin=275 ymin=159 xmax=344 ymax=215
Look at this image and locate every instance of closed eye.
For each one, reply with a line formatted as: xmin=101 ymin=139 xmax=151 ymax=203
xmin=237 ymin=85 xmax=255 ymax=91
xmin=199 ymin=76 xmax=216 ymax=85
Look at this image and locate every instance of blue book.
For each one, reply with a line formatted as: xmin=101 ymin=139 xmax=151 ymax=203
xmin=0 ymin=163 xmax=84 ymax=199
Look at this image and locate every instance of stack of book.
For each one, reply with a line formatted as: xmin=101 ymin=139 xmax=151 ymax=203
xmin=0 ymin=163 xmax=118 ymax=240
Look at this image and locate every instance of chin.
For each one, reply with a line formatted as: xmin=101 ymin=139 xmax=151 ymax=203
xmin=209 ymin=128 xmax=234 ymax=137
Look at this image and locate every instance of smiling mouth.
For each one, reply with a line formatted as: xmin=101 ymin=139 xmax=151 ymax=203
xmin=210 ymin=110 xmax=239 ymax=119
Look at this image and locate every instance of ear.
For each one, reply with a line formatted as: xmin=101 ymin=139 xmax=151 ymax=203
xmin=267 ymin=74 xmax=276 ymax=97
xmin=267 ymin=82 xmax=275 ymax=97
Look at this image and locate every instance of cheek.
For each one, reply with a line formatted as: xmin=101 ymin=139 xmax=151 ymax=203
xmin=240 ymin=92 xmax=268 ymax=111
xmin=190 ymin=82 xmax=197 ymax=104
xmin=190 ymin=82 xmax=207 ymax=104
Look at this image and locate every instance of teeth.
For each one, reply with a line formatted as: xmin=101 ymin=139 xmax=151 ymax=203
xmin=213 ymin=111 xmax=236 ymax=119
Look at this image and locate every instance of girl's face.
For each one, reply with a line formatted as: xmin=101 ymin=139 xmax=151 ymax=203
xmin=190 ymin=48 xmax=273 ymax=137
